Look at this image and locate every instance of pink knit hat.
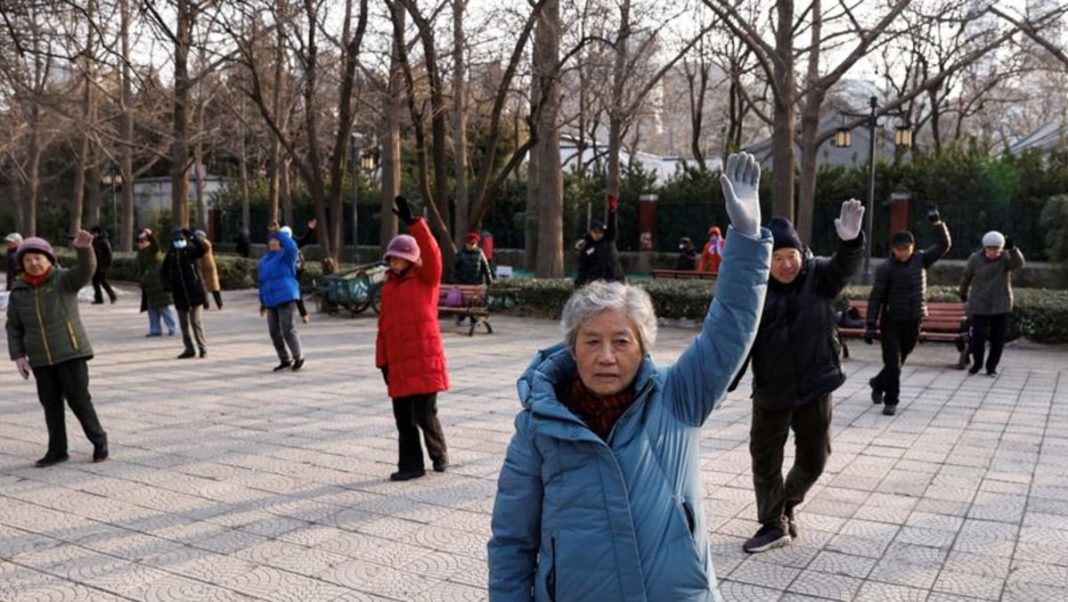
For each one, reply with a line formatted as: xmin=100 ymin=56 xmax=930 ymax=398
xmin=16 ymin=237 xmax=56 ymax=266
xmin=383 ymin=234 xmax=421 ymax=264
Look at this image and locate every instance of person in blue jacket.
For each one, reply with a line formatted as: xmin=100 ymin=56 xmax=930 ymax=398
xmin=487 ymin=153 xmax=772 ymax=602
xmin=258 ymin=229 xmax=305 ymax=372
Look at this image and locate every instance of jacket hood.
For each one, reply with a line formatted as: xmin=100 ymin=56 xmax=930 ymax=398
xmin=516 ymin=341 xmax=658 ymax=421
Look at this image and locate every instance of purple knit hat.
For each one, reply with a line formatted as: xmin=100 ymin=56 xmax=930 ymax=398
xmin=383 ymin=234 xmax=421 ymax=264
xmin=16 ymin=237 xmax=56 ymax=266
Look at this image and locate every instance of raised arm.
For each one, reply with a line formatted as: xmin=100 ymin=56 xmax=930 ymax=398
xmin=62 ymin=231 xmax=97 ymax=293
xmin=665 ymin=152 xmax=771 ymax=425
xmin=921 ymin=204 xmax=951 ymax=268
xmin=488 ymin=413 xmax=543 ymax=602
xmin=1005 ymin=238 xmax=1024 ymax=271
xmin=814 ymin=199 xmax=865 ymax=298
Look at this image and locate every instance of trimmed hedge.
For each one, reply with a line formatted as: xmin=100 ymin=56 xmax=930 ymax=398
xmin=489 ymin=279 xmax=1068 ymax=344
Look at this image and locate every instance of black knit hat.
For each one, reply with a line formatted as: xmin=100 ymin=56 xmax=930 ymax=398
xmin=768 ymin=218 xmax=804 ymax=252
xmin=891 ymin=230 xmax=915 ymax=246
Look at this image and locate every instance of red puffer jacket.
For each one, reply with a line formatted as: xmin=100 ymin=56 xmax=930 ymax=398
xmin=376 ymin=218 xmax=449 ymax=398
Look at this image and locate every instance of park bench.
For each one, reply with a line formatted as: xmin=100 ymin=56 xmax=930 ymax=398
xmin=838 ymin=299 xmax=969 ymax=367
xmin=651 ymin=269 xmax=717 ymax=280
xmin=438 ymin=284 xmax=493 ymax=336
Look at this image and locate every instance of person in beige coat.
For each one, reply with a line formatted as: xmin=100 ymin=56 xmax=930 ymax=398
xmin=194 ymin=230 xmax=223 ymax=310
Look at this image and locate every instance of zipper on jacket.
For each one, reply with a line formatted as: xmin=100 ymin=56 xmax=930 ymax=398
xmin=547 ymin=535 xmax=557 ymax=602
xmin=66 ymin=321 xmax=80 ymax=351
xmin=34 ymin=287 xmax=54 ymax=365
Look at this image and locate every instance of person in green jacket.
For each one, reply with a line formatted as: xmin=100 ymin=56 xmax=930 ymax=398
xmin=6 ymin=231 xmax=109 ymax=468
xmin=136 ymin=229 xmax=177 ymax=337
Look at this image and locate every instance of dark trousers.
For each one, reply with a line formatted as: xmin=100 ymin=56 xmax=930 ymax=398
xmin=970 ymin=313 xmax=1009 ymax=373
xmin=391 ymin=393 xmax=448 ymax=471
xmin=92 ymin=269 xmax=117 ymax=303
xmin=871 ymin=319 xmax=920 ymax=406
xmin=32 ymin=358 xmax=107 ymax=456
xmin=267 ymin=302 xmax=302 ymax=362
xmin=750 ymin=395 xmax=832 ymax=530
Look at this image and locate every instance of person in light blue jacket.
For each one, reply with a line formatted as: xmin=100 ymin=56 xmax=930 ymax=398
xmin=258 ymin=229 xmax=305 ymax=372
xmin=488 ymin=153 xmax=772 ymax=602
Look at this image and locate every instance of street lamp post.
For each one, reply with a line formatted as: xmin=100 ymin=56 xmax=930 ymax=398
xmin=834 ymin=95 xmax=912 ymax=285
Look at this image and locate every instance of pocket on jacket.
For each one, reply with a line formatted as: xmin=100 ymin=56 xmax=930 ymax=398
xmin=547 ymin=534 xmax=557 ymax=602
xmin=66 ymin=321 xmax=80 ymax=351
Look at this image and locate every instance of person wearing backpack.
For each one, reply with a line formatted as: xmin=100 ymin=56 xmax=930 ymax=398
xmin=376 ymin=196 xmax=449 ymax=482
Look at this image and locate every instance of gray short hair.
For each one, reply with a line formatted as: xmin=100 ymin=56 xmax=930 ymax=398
xmin=562 ymin=281 xmax=658 ymax=352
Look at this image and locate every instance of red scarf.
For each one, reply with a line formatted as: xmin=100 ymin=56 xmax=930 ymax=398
xmin=565 ymin=374 xmax=636 ymax=440
xmin=22 ymin=268 xmax=52 ymax=288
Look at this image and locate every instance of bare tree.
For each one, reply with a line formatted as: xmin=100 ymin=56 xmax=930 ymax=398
xmin=533 ymin=0 xmax=563 ymax=277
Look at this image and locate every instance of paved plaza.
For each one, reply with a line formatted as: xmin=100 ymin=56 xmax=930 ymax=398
xmin=1 ymin=284 xmax=1067 ymax=601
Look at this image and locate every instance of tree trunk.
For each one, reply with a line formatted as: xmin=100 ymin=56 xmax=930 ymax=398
xmin=268 ymin=0 xmax=286 ymax=225
xmin=605 ymin=0 xmax=630 ymax=203
xmin=795 ymin=0 xmax=821 ymax=242
xmin=171 ymin=0 xmax=193 ymax=228
xmin=771 ymin=0 xmax=796 ymax=225
xmin=26 ymin=105 xmax=41 ymax=236
xmin=534 ymin=0 xmax=563 ymax=277
xmin=452 ymin=0 xmax=470 ymax=245
xmin=281 ymin=159 xmax=293 ymax=227
xmin=119 ymin=0 xmax=135 ymax=250
xmin=239 ymin=128 xmax=251 ymax=230
xmin=380 ymin=1 xmax=404 ymax=250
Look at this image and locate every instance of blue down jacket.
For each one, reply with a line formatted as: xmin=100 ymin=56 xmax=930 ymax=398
xmin=488 ymin=227 xmax=771 ymax=602
xmin=257 ymin=231 xmax=300 ymax=309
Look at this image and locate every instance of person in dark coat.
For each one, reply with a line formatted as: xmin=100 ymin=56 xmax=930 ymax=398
xmin=259 ymin=229 xmax=305 ymax=372
xmin=234 ymin=220 xmax=251 ymax=258
xmin=377 ymin=196 xmax=449 ymax=482
xmin=6 ymin=232 xmax=109 ymax=467
xmin=136 ymin=229 xmax=177 ymax=337
xmin=288 ymin=219 xmax=317 ymax=323
xmin=959 ymin=230 xmax=1025 ymax=376
xmin=574 ymin=195 xmax=625 ymax=287
xmin=90 ymin=226 xmax=117 ymax=304
xmin=5 ymin=232 xmax=22 ymax=291
xmin=729 ymin=201 xmax=865 ymax=554
xmin=866 ymin=204 xmax=951 ymax=415
xmin=675 ymin=236 xmax=697 ymax=270
xmin=453 ymin=232 xmax=493 ymax=285
xmin=161 ymin=228 xmax=208 ymax=359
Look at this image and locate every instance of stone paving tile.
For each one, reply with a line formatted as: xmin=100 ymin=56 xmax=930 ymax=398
xmin=2 ymin=287 xmax=1067 ymax=601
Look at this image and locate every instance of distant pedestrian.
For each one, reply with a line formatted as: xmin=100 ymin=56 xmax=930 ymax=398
xmin=5 ymin=232 xmax=23 ymax=291
xmin=234 ymin=220 xmax=251 ymax=258
xmin=161 ymin=228 xmax=208 ymax=359
xmin=377 ymin=196 xmax=449 ymax=482
xmin=574 ymin=194 xmax=624 ymax=287
xmin=698 ymin=225 xmax=725 ymax=275
xmin=289 ymin=219 xmax=317 ymax=323
xmin=959 ymin=230 xmax=1024 ymax=376
xmin=259 ymin=228 xmax=305 ymax=372
xmin=866 ymin=204 xmax=951 ymax=415
xmin=194 ymin=230 xmax=223 ymax=310
xmin=90 ymin=226 xmax=117 ymax=304
xmin=675 ymin=236 xmax=697 ymax=270
xmin=453 ymin=232 xmax=493 ymax=285
xmin=730 ymin=201 xmax=865 ymax=554
xmin=6 ymin=231 xmax=109 ymax=467
xmin=136 ymin=229 xmax=177 ymax=337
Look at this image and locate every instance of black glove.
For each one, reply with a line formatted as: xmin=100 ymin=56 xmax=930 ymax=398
xmin=864 ymin=327 xmax=876 ymax=345
xmin=925 ymin=203 xmax=941 ymax=224
xmin=1004 ymin=237 xmax=1014 ymax=251
xmin=393 ymin=196 xmax=417 ymax=226
xmin=959 ymin=292 xmax=968 ymax=303
xmin=380 ymin=366 xmax=389 ymax=385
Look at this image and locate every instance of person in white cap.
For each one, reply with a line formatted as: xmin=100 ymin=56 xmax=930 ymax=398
xmin=958 ymin=230 xmax=1025 ymax=376
xmin=5 ymin=232 xmax=23 ymax=291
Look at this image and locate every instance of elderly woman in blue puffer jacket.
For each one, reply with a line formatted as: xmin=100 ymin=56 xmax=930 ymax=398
xmin=487 ymin=153 xmax=772 ymax=602
xmin=258 ymin=229 xmax=305 ymax=372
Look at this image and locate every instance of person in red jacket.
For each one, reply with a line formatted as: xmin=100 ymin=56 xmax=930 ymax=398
xmin=698 ymin=225 xmax=726 ymax=275
xmin=376 ymin=196 xmax=449 ymax=482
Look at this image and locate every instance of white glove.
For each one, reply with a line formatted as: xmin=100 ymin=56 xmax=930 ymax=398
xmin=14 ymin=357 xmax=30 ymax=380
xmin=71 ymin=230 xmax=94 ymax=249
xmin=834 ymin=199 xmax=865 ymax=241
xmin=720 ymin=152 xmax=761 ymax=237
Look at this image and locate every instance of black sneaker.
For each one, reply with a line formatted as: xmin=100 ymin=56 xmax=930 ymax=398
xmin=93 ymin=442 xmax=109 ymax=463
xmin=743 ymin=525 xmax=791 ymax=553
xmin=291 ymin=358 xmax=305 ymax=372
xmin=177 ymin=350 xmax=196 ymax=359
xmin=432 ymin=459 xmax=448 ymax=473
xmin=986 ymin=370 xmax=998 ymax=377
xmin=35 ymin=453 xmax=70 ymax=468
xmin=869 ymin=378 xmax=883 ymax=404
xmin=969 ymin=363 xmax=981 ymax=375
xmin=389 ymin=469 xmax=426 ymax=482
xmin=882 ymin=404 xmax=897 ymax=416
xmin=273 ymin=360 xmax=293 ymax=372
xmin=198 ymin=349 xmax=207 ymax=359
xmin=785 ymin=510 xmax=798 ymax=539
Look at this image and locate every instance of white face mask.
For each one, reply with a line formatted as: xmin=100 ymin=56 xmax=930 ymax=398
xmin=174 ymin=239 xmax=188 ymax=249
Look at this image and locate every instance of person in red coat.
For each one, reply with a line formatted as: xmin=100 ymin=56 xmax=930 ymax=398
xmin=698 ymin=225 xmax=726 ymax=275
xmin=376 ymin=196 xmax=449 ymax=481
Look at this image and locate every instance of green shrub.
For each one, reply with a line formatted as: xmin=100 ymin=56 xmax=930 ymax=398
xmin=1041 ymin=195 xmax=1068 ymax=262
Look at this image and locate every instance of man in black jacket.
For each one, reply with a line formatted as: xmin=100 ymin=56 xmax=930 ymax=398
xmin=90 ymin=226 xmax=118 ymax=304
xmin=574 ymin=194 xmax=625 ymax=286
xmin=731 ymin=201 xmax=865 ymax=553
xmin=866 ymin=204 xmax=951 ymax=416
xmin=161 ymin=228 xmax=208 ymax=359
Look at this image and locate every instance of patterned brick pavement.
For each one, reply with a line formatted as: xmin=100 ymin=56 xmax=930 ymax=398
xmin=1 ymin=286 xmax=1065 ymax=601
